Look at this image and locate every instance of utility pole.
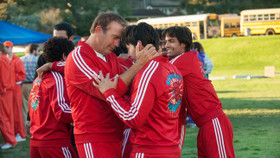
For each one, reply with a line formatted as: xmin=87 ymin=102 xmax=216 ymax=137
xmin=143 ymin=0 xmax=146 ymax=9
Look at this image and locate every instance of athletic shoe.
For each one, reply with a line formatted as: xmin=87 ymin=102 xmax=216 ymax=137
xmin=15 ymin=134 xmax=26 ymax=142
xmin=0 ymin=143 xmax=12 ymax=150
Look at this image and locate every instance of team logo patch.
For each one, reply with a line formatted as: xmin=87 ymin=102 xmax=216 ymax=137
xmin=166 ymin=72 xmax=183 ymax=116
xmin=30 ymin=78 xmax=41 ymax=110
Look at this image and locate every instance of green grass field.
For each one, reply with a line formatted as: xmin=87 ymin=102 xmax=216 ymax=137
xmin=1 ymin=35 xmax=280 ymax=157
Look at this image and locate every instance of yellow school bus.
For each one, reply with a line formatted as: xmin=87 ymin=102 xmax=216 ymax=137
xmin=240 ymin=8 xmax=280 ymax=35
xmin=220 ymin=14 xmax=241 ymax=37
xmin=137 ymin=13 xmax=220 ymax=40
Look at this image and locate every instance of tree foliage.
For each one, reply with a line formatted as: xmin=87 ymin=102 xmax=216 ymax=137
xmin=180 ymin=0 xmax=280 ymax=14
xmin=0 ymin=0 xmax=131 ymax=36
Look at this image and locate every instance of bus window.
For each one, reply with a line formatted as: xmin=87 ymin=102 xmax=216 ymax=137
xmin=225 ymin=23 xmax=230 ymax=28
xmin=185 ymin=22 xmax=190 ymax=27
xmin=207 ymin=20 xmax=219 ymax=27
xmin=277 ymin=13 xmax=280 ymax=20
xmin=237 ymin=23 xmax=240 ymax=28
xmin=270 ymin=14 xmax=275 ymax=20
xmin=250 ymin=15 xmax=256 ymax=21
xmin=192 ymin=22 xmax=198 ymax=26
xmin=244 ymin=15 xmax=249 ymax=21
xmin=175 ymin=23 xmax=178 ymax=26
xmin=258 ymin=14 xmax=263 ymax=21
xmin=180 ymin=23 xmax=184 ymax=26
xmin=165 ymin=24 xmax=168 ymax=28
xmin=159 ymin=24 xmax=163 ymax=29
xmin=264 ymin=14 xmax=269 ymax=20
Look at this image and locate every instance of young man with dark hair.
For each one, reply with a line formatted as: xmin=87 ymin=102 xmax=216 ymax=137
xmin=34 ymin=22 xmax=74 ymax=79
xmin=53 ymin=22 xmax=74 ymax=40
xmin=65 ymin=12 xmax=156 ymax=158
xmin=0 ymin=42 xmax=17 ymax=149
xmin=163 ymin=26 xmax=235 ymax=157
xmin=29 ymin=37 xmax=77 ymax=158
xmin=25 ymin=22 xmax=75 ymax=136
xmin=93 ymin=22 xmax=183 ymax=158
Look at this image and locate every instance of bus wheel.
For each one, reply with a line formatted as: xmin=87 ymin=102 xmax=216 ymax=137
xmin=266 ymin=29 xmax=275 ymax=35
xmin=232 ymin=34 xmax=237 ymax=37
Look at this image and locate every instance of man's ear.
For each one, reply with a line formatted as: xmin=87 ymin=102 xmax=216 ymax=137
xmin=137 ymin=40 xmax=144 ymax=51
xmin=62 ymin=54 xmax=67 ymax=61
xmin=95 ymin=26 xmax=103 ymax=34
xmin=69 ymin=35 xmax=74 ymax=41
xmin=180 ymin=43 xmax=186 ymax=51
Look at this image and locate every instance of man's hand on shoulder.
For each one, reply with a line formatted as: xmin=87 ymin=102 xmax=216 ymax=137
xmin=37 ymin=62 xmax=53 ymax=79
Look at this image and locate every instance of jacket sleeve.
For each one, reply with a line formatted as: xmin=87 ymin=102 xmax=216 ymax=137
xmin=66 ymin=47 xmax=128 ymax=101
xmin=49 ymin=71 xmax=73 ymax=123
xmin=15 ymin=59 xmax=26 ymax=82
xmin=204 ymin=54 xmax=213 ymax=74
xmin=51 ymin=61 xmax=65 ymax=75
xmin=0 ymin=62 xmax=4 ymax=94
xmin=104 ymin=61 xmax=158 ymax=129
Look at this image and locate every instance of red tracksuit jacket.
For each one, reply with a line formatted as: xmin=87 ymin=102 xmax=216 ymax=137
xmin=29 ymin=70 xmax=73 ymax=147
xmin=65 ymin=41 xmax=128 ymax=144
xmin=170 ymin=51 xmax=224 ymax=127
xmin=117 ymin=57 xmax=134 ymax=70
xmin=11 ymin=54 xmax=26 ymax=138
xmin=104 ymin=56 xmax=183 ymax=154
xmin=0 ymin=54 xmax=14 ymax=93
xmin=11 ymin=54 xmax=26 ymax=84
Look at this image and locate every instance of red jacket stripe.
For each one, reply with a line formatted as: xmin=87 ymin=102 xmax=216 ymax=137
xmin=169 ymin=53 xmax=183 ymax=64
xmin=72 ymin=46 xmax=98 ymax=79
xmin=51 ymin=71 xmax=71 ymax=113
xmin=107 ymin=61 xmax=159 ymax=120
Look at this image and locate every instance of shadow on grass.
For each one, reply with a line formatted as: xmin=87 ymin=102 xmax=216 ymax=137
xmin=220 ymin=97 xmax=280 ymax=109
xmin=216 ymin=90 xmax=244 ymax=93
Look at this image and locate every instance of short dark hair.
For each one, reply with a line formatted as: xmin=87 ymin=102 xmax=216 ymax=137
xmin=54 ymin=22 xmax=74 ymax=38
xmin=43 ymin=37 xmax=74 ymax=62
xmin=90 ymin=12 xmax=127 ymax=33
xmin=112 ymin=41 xmax=128 ymax=56
xmin=163 ymin=26 xmax=192 ymax=52
xmin=192 ymin=42 xmax=203 ymax=52
xmin=0 ymin=43 xmax=4 ymax=53
xmin=26 ymin=44 xmax=39 ymax=54
xmin=121 ymin=23 xmax=159 ymax=51
xmin=156 ymin=29 xmax=165 ymax=40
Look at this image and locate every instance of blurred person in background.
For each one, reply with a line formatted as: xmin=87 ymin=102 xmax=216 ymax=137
xmin=0 ymin=42 xmax=17 ymax=149
xmin=34 ymin=22 xmax=74 ymax=79
xmin=21 ymin=43 xmax=39 ymax=132
xmin=4 ymin=41 xmax=27 ymax=142
xmin=192 ymin=42 xmax=213 ymax=79
xmin=156 ymin=29 xmax=168 ymax=55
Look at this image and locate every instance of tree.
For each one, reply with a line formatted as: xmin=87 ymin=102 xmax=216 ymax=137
xmin=1 ymin=0 xmax=131 ymax=36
